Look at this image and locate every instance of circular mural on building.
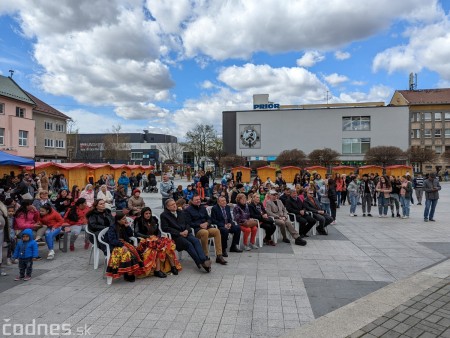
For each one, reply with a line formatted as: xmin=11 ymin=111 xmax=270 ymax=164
xmin=239 ymin=124 xmax=261 ymax=148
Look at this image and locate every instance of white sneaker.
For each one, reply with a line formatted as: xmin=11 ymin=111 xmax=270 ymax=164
xmin=331 ymin=221 xmax=337 ymax=225
xmin=0 ymin=271 xmax=7 ymax=276
xmin=12 ymin=259 xmax=18 ymax=264
xmin=378 ymin=215 xmax=383 ymax=218
xmin=249 ymin=243 xmax=259 ymax=250
xmin=6 ymin=258 xmax=12 ymax=266
xmin=349 ymin=213 xmax=354 ymax=217
xmin=47 ymin=250 xmax=55 ymax=260
xmin=402 ymin=216 xmax=409 ymax=219
xmin=243 ymin=245 xmax=251 ymax=251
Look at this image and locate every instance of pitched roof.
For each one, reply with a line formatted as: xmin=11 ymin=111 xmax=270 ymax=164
xmin=395 ymin=89 xmax=450 ymax=105
xmin=0 ymin=75 xmax=35 ymax=105
xmin=24 ymin=91 xmax=70 ymax=120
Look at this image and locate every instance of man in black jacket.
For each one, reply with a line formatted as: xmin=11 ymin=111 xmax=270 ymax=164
xmin=185 ymin=195 xmax=227 ymax=265
xmin=160 ymin=199 xmax=211 ymax=272
xmin=284 ymin=190 xmax=316 ymax=237
xmin=304 ymin=188 xmax=332 ymax=235
xmin=211 ymin=196 xmax=242 ymax=256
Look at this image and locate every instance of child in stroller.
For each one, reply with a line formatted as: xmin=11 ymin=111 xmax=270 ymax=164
xmin=144 ymin=176 xmax=158 ymax=193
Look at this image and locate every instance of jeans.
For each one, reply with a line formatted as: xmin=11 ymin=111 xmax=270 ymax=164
xmin=349 ymin=194 xmax=358 ymax=214
xmin=415 ymin=189 xmax=423 ymax=204
xmin=321 ymin=202 xmax=331 ymax=215
xmin=69 ymin=224 xmax=87 ymax=245
xmin=424 ymin=199 xmax=438 ymax=220
xmin=378 ymin=195 xmax=389 ymax=215
xmin=19 ymin=257 xmax=33 ymax=277
xmin=399 ymin=196 xmax=410 ymax=217
xmin=45 ymin=227 xmax=62 ymax=250
xmin=390 ymin=194 xmax=400 ymax=215
xmin=361 ymin=194 xmax=372 ymax=214
xmin=336 ymin=191 xmax=341 ymax=206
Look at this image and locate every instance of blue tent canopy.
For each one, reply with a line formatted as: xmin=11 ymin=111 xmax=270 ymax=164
xmin=0 ymin=151 xmax=35 ymax=166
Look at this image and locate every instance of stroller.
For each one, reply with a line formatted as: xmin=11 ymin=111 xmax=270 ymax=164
xmin=144 ymin=177 xmax=158 ymax=193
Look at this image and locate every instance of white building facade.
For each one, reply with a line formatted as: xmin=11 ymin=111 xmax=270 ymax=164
xmin=223 ymin=104 xmax=410 ymax=164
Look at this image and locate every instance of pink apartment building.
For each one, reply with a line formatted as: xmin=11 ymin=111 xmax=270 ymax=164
xmin=0 ymin=75 xmax=35 ymax=158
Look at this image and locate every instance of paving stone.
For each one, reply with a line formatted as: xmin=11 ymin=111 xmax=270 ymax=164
xmin=392 ymin=313 xmax=409 ymax=322
xmin=348 ymin=329 xmax=366 ymax=338
xmin=361 ymin=322 xmax=378 ymax=332
xmin=403 ymin=316 xmax=421 ymax=327
xmin=369 ymin=326 xmax=389 ymax=337
xmin=391 ymin=322 xmax=411 ymax=334
xmin=381 ymin=319 xmax=400 ymax=330
xmin=402 ymin=326 xmax=424 ymax=338
xmin=379 ymin=331 xmax=401 ymax=338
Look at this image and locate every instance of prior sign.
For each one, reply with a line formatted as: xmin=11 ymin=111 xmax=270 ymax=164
xmin=253 ymin=103 xmax=280 ymax=109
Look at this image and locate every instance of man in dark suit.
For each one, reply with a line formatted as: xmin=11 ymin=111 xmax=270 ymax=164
xmin=160 ymin=199 xmax=211 ymax=272
xmin=284 ymin=190 xmax=316 ymax=238
xmin=304 ymin=189 xmax=332 ymax=235
xmin=211 ymin=196 xmax=242 ymax=256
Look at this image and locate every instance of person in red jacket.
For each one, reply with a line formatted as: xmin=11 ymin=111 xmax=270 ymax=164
xmin=63 ymin=198 xmax=90 ymax=251
xmin=14 ymin=200 xmax=44 ymax=242
xmin=39 ymin=204 xmax=64 ymax=260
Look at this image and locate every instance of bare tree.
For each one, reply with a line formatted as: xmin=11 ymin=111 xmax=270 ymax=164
xmin=364 ymin=146 xmax=405 ymax=166
xmin=207 ymin=138 xmax=226 ymax=176
xmin=220 ymin=154 xmax=245 ymax=169
xmin=308 ymin=148 xmax=340 ymax=166
xmin=183 ymin=124 xmax=217 ymax=169
xmin=275 ymin=149 xmax=307 ymax=167
xmin=103 ymin=125 xmax=130 ymax=162
xmin=406 ymin=147 xmax=438 ymax=173
xmin=157 ymin=143 xmax=184 ymax=163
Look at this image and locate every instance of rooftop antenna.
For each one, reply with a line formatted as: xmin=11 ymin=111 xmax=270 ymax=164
xmin=8 ymin=70 xmax=14 ymax=78
xmin=325 ymin=90 xmax=330 ymax=104
xmin=409 ymin=72 xmax=417 ymax=90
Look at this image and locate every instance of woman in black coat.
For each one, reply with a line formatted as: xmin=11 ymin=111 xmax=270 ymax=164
xmin=87 ymin=199 xmax=114 ymax=253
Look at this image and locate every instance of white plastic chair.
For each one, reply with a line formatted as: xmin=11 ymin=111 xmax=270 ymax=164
xmin=238 ymin=219 xmax=263 ymax=249
xmin=97 ymin=228 xmax=112 ymax=285
xmin=85 ymin=226 xmax=100 ymax=270
xmin=192 ymin=228 xmax=216 ymax=257
xmin=157 ymin=218 xmax=183 ymax=260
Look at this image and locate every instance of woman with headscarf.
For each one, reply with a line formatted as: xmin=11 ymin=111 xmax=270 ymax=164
xmin=97 ymin=184 xmax=113 ymax=210
xmin=79 ymin=184 xmax=95 ymax=208
xmin=134 ymin=207 xmax=181 ymax=278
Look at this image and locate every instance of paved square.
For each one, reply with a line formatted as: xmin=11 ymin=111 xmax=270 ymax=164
xmin=1 ymin=180 xmax=449 ymax=337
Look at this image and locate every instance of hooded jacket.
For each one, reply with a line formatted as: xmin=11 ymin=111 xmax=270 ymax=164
xmin=12 ymin=229 xmax=39 ymax=259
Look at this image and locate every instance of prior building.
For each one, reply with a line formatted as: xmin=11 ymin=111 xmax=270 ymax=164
xmin=67 ymin=131 xmax=177 ymax=165
xmin=223 ymin=95 xmax=410 ymax=165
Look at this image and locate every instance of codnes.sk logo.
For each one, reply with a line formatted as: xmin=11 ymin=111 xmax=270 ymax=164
xmin=2 ymin=319 xmax=92 ymax=336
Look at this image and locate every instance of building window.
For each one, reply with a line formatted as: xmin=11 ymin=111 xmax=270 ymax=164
xmin=444 ymin=112 xmax=450 ymax=121
xmin=44 ymin=139 xmax=54 ymax=148
xmin=342 ymin=116 xmax=371 ymax=131
xmin=55 ymin=123 xmax=65 ymax=132
xmin=18 ymin=130 xmax=28 ymax=146
xmin=0 ymin=103 xmax=4 ymax=114
xmin=410 ymin=112 xmax=419 ymax=122
xmin=150 ymin=145 xmax=156 ymax=149
xmin=55 ymin=140 xmax=65 ymax=148
xmin=445 ymin=129 xmax=450 ymax=138
xmin=131 ymin=152 xmax=143 ymax=160
xmin=435 ymin=129 xmax=442 ymax=138
xmin=44 ymin=122 xmax=53 ymax=131
xmin=424 ymin=129 xmax=431 ymax=138
xmin=411 ymin=129 xmax=420 ymax=138
xmin=0 ymin=128 xmax=4 ymax=145
xmin=435 ymin=146 xmax=442 ymax=154
xmin=423 ymin=112 xmax=432 ymax=121
xmin=435 ymin=112 xmax=442 ymax=121
xmin=342 ymin=138 xmax=370 ymax=154
xmin=16 ymin=107 xmax=25 ymax=118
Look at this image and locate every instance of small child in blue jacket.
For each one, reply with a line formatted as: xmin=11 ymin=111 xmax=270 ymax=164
xmin=12 ymin=229 xmax=39 ymax=281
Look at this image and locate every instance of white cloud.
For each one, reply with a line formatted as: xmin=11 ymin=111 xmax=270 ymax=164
xmin=296 ymin=51 xmax=325 ymax=67
xmin=337 ymin=84 xmax=393 ymax=103
xmin=373 ymin=9 xmax=450 ymax=80
xmin=176 ymin=0 xmax=438 ymax=60
xmin=334 ymin=51 xmax=351 ymax=60
xmin=324 ymin=73 xmax=349 ymax=86
xmin=201 ymin=80 xmax=215 ymax=89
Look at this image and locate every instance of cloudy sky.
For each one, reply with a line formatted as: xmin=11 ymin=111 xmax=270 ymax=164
xmin=1 ymin=0 xmax=450 ymax=138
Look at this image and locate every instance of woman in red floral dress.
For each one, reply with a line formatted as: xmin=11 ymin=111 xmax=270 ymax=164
xmin=134 ymin=207 xmax=181 ymax=278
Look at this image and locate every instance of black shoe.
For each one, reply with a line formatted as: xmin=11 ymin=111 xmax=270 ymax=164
xmin=417 ymin=203 xmax=422 ymax=205
xmin=367 ymin=214 xmax=372 ymax=217
xmin=429 ymin=219 xmax=435 ymax=222
xmin=124 ymin=274 xmax=136 ymax=282
xmin=391 ymin=214 xmax=395 ymax=218
xmin=35 ymin=256 xmax=42 ymax=261
xmin=295 ymin=237 xmax=307 ymax=246
xmin=222 ymin=251 xmax=228 ymax=257
xmin=154 ymin=270 xmax=167 ymax=278
xmin=363 ymin=214 xmax=366 ymax=217
xmin=216 ymin=255 xmax=228 ymax=265
xmin=317 ymin=227 xmax=328 ymax=236
xmin=171 ymin=266 xmax=179 ymax=275
xmin=229 ymin=246 xmax=243 ymax=253
xmin=397 ymin=214 xmax=401 ymax=218
xmin=201 ymin=260 xmax=211 ymax=273
xmin=282 ymin=238 xmax=291 ymax=244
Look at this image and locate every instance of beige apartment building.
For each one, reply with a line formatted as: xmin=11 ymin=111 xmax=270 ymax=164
xmin=390 ymin=89 xmax=450 ymax=173
xmin=25 ymin=92 xmax=70 ymax=162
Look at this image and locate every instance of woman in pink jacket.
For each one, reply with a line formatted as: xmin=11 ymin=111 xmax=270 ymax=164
xmin=14 ymin=200 xmax=45 ymax=242
xmin=79 ymin=184 xmax=95 ymax=207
